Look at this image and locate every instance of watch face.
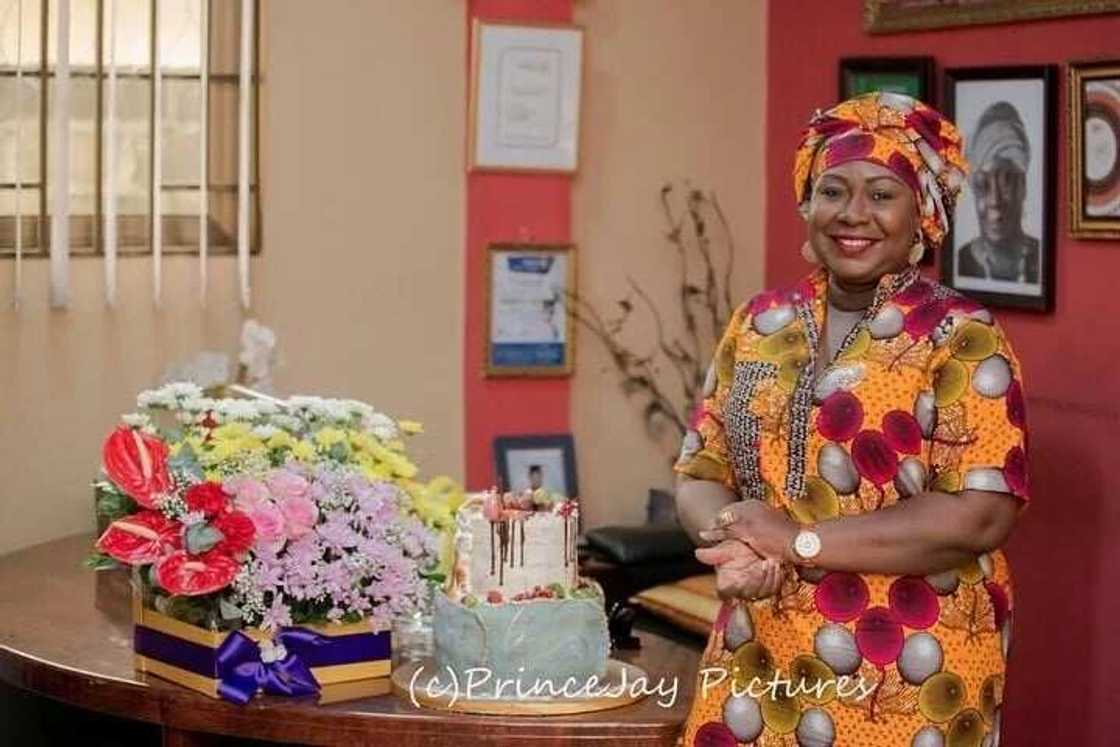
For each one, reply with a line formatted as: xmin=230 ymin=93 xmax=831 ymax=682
xmin=795 ymin=530 xmax=821 ymax=559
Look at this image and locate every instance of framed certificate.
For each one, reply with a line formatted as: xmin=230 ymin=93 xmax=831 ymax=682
xmin=485 ymin=243 xmax=575 ymax=377
xmin=468 ymin=20 xmax=584 ymax=173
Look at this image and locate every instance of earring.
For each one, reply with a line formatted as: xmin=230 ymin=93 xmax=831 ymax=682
xmin=908 ymin=236 xmax=925 ymax=266
xmin=801 ymin=241 xmax=817 ymax=264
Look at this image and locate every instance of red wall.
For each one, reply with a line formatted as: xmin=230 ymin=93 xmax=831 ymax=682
xmin=767 ymin=2 xmax=1120 ymax=742
xmin=464 ymin=0 xmax=574 ymax=489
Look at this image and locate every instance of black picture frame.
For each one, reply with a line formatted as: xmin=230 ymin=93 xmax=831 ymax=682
xmin=839 ymin=56 xmax=935 ymax=105
xmin=493 ymin=434 xmax=579 ymax=500
xmin=942 ymin=65 xmax=1058 ymax=312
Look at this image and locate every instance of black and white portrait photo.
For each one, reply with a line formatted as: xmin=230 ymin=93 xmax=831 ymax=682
xmin=944 ymin=67 xmax=1056 ymax=311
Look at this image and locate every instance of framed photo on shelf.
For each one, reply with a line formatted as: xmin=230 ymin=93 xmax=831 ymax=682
xmin=942 ymin=66 xmax=1057 ymax=312
xmin=468 ymin=19 xmax=584 ymax=173
xmin=839 ymin=57 xmax=934 ymax=104
xmin=865 ymin=0 xmax=1120 ymax=34
xmin=485 ymin=243 xmax=575 ymax=377
xmin=493 ymin=434 xmax=579 ymax=500
xmin=1069 ymin=60 xmax=1120 ymax=239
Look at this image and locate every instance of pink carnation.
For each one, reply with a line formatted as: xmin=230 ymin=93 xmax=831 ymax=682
xmin=279 ymin=495 xmax=318 ymax=540
xmin=267 ymin=469 xmax=310 ymax=502
xmin=245 ymin=500 xmax=286 ymax=548
xmin=224 ymin=476 xmax=270 ymax=507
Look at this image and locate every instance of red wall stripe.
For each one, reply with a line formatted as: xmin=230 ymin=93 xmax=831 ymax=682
xmin=765 ymin=2 xmax=1120 ymax=743
xmin=464 ymin=0 xmax=574 ymax=490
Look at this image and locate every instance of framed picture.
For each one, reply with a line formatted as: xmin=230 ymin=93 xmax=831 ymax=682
xmin=942 ymin=66 xmax=1057 ymax=312
xmin=839 ymin=57 xmax=934 ymax=104
xmin=1069 ymin=60 xmax=1120 ymax=239
xmin=493 ymin=434 xmax=579 ymax=500
xmin=865 ymin=0 xmax=1120 ymax=34
xmin=485 ymin=243 xmax=575 ymax=377
xmin=468 ymin=19 xmax=584 ymax=173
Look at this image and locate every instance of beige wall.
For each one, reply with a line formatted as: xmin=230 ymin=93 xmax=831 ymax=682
xmin=571 ymin=0 xmax=767 ymax=528
xmin=0 ymin=1 xmax=466 ymax=555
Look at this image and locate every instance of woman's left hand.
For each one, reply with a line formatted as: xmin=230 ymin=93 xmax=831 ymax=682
xmin=699 ymin=499 xmax=800 ymax=562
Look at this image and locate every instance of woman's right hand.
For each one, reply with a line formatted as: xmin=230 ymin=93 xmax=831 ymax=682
xmin=695 ymin=539 xmax=784 ymax=601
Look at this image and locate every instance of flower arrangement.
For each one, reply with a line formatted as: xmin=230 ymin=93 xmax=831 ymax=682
xmin=89 ymin=382 xmax=464 ymax=634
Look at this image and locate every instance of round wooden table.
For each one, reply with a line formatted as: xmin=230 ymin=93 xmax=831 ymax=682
xmin=0 ymin=535 xmax=698 ymax=745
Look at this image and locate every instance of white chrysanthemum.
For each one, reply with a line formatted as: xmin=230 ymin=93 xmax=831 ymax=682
xmin=182 ymin=396 xmax=216 ymax=413
xmin=268 ymin=414 xmax=304 ymax=433
xmin=136 ymin=389 xmax=175 ymax=409
xmin=253 ymin=400 xmax=280 ymax=416
xmin=344 ymin=399 xmax=375 ymax=419
xmin=363 ymin=412 xmax=398 ymax=440
xmin=252 ymin=424 xmax=281 ymax=439
xmin=217 ymin=400 xmax=261 ymax=422
xmin=120 ymin=413 xmax=151 ymax=428
xmin=166 ymin=382 xmax=204 ymax=399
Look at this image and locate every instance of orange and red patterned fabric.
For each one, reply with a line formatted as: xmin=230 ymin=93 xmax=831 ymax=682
xmin=675 ymin=267 xmax=1027 ymax=746
xmin=793 ymin=92 xmax=969 ymax=252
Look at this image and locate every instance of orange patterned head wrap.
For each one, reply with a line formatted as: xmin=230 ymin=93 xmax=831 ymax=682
xmin=793 ymin=92 xmax=969 ymax=250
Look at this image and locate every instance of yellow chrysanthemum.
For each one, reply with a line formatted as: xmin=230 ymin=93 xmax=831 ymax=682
xmin=314 ymin=427 xmax=347 ymax=449
xmin=398 ymin=420 xmax=424 ymax=435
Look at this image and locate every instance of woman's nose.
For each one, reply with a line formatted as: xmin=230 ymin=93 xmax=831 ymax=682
xmin=840 ymin=193 xmax=871 ymax=223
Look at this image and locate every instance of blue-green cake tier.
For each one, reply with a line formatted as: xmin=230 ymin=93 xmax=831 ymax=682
xmin=433 ymin=591 xmax=610 ymax=694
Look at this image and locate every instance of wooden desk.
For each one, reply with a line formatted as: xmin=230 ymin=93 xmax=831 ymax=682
xmin=0 ymin=535 xmax=697 ymax=746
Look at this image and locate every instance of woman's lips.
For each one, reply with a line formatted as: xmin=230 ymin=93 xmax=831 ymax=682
xmin=831 ymin=236 xmax=880 ymax=257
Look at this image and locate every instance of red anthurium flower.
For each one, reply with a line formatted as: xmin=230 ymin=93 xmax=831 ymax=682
xmin=96 ymin=510 xmax=182 ymax=565
xmin=102 ymin=427 xmax=172 ymax=509
xmin=155 ymin=550 xmax=240 ymax=596
xmin=184 ymin=482 xmax=232 ymax=517
xmin=212 ymin=510 xmax=256 ymax=556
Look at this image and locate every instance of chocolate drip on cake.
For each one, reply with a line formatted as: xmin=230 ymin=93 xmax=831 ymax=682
xmin=563 ymin=516 xmax=570 ymax=567
xmin=490 ymin=522 xmax=496 ymax=576
xmin=519 ymin=518 xmax=526 ymax=566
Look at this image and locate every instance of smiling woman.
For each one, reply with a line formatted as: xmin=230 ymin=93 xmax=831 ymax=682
xmin=674 ymin=93 xmax=1027 ymax=746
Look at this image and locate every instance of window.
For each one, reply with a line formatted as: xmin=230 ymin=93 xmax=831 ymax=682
xmin=0 ymin=0 xmax=259 ymax=259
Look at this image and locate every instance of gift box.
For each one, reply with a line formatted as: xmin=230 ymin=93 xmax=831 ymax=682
xmin=131 ymin=592 xmax=392 ymax=702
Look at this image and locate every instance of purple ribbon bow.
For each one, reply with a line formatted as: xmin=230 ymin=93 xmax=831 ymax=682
xmin=215 ymin=627 xmax=327 ymax=704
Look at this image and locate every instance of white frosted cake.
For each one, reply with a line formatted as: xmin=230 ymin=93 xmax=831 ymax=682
xmin=432 ymin=491 xmax=609 ymax=692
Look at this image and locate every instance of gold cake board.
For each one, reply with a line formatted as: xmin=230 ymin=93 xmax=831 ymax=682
xmin=391 ymin=658 xmax=650 ymax=716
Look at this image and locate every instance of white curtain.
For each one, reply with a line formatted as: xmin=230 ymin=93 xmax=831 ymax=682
xmin=49 ymin=0 xmax=72 ymax=308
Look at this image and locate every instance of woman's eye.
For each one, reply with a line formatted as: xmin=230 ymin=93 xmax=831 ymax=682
xmin=872 ymin=191 xmax=894 ymax=201
xmin=821 ymin=187 xmax=842 ymax=199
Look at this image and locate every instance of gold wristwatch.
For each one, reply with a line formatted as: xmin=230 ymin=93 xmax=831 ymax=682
xmin=791 ymin=525 xmax=822 ymax=566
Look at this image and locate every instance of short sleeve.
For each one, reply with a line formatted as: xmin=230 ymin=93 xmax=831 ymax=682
xmin=925 ymin=315 xmax=1029 ymax=504
xmin=673 ymin=304 xmax=747 ymax=490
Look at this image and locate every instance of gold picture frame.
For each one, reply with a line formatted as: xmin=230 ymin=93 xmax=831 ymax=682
xmin=468 ymin=19 xmax=585 ymax=174
xmin=484 ymin=243 xmax=576 ymax=378
xmin=865 ymin=0 xmax=1120 ymax=34
xmin=1069 ymin=60 xmax=1120 ymax=239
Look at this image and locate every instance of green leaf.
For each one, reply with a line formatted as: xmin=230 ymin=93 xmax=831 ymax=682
xmin=185 ymin=523 xmax=224 ymax=555
xmin=219 ymin=597 xmax=244 ymax=621
xmin=83 ymin=552 xmax=122 ymax=571
xmin=169 ymin=443 xmax=204 ymax=480
xmin=93 ymin=482 xmax=137 ymax=522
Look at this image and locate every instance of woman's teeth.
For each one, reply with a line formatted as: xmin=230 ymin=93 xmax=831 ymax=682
xmin=835 ymin=237 xmax=875 ymax=253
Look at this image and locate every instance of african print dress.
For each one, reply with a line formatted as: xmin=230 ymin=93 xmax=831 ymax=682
xmin=675 ymin=267 xmax=1028 ymax=747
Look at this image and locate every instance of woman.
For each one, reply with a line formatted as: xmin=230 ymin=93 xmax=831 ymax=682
xmin=675 ymin=93 xmax=1027 ymax=747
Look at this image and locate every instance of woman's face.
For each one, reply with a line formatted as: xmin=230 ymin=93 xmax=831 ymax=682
xmin=805 ymin=160 xmax=919 ymax=289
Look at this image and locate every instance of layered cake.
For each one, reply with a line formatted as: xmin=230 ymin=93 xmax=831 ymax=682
xmin=432 ymin=491 xmax=610 ymax=692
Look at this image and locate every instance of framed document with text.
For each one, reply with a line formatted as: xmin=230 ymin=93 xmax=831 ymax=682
xmin=485 ymin=244 xmax=575 ymax=377
xmin=468 ymin=20 xmax=584 ymax=173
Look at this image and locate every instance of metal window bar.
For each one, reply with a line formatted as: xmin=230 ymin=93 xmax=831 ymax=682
xmin=0 ymin=0 xmax=261 ymax=259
